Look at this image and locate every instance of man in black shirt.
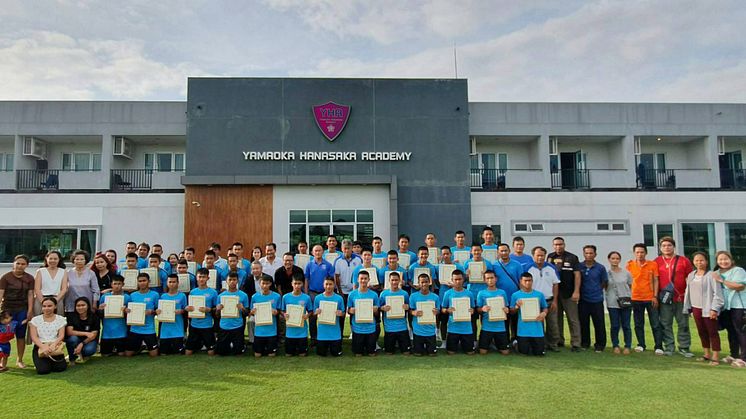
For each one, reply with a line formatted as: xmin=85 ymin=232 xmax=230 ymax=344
xmin=547 ymin=237 xmax=582 ymax=352
xmin=273 ymin=252 xmax=305 ymax=296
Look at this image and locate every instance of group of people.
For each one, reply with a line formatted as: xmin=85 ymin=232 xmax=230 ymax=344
xmin=1 ymin=228 xmax=745 ymax=375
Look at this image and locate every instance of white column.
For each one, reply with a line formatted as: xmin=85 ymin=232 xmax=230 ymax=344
xmin=101 ymin=133 xmax=114 ymax=189
xmin=705 ymin=135 xmax=721 ymax=188
xmin=622 ymin=135 xmax=637 ymax=188
xmin=538 ymin=134 xmax=551 ymax=187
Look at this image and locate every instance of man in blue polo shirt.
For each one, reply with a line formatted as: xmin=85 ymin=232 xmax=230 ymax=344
xmin=578 ymin=245 xmax=608 ymax=352
xmin=441 ymin=270 xmax=476 ymax=355
xmin=494 ymin=243 xmax=523 ymax=343
xmin=510 ymin=236 xmax=536 ymax=272
xmin=305 ymin=244 xmax=334 ymax=344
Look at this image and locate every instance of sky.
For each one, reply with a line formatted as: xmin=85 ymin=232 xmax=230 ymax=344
xmin=1 ymin=0 xmax=744 ymax=102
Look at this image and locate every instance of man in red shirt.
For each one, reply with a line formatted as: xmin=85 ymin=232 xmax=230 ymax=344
xmin=655 ymin=236 xmax=694 ymax=357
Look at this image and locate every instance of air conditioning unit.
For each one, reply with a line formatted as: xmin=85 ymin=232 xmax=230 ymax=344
xmin=22 ymin=136 xmax=47 ymax=159
xmin=113 ymin=136 xmax=133 ymax=159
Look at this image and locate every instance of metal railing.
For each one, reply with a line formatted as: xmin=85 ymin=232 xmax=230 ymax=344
xmin=720 ymin=168 xmax=746 ymax=189
xmin=551 ymin=169 xmax=590 ymax=190
xmin=470 ymin=168 xmax=507 ymax=190
xmin=110 ymin=169 xmax=153 ymax=191
xmin=637 ymin=169 xmax=676 ymax=189
xmin=16 ymin=169 xmax=59 ymax=191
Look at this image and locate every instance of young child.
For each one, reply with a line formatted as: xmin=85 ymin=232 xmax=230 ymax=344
xmin=313 ymin=277 xmax=345 ymax=357
xmin=476 ymin=270 xmax=510 ymax=355
xmin=98 ymin=275 xmax=130 ymax=356
xmin=250 ymin=276 xmax=281 ymax=357
xmin=0 ymin=311 xmax=17 ymax=372
xmin=185 ymin=268 xmax=218 ymax=356
xmin=125 ymin=273 xmax=160 ymax=357
xmin=409 ymin=274 xmax=441 ymax=356
xmin=510 ymin=272 xmax=549 ymax=356
xmin=282 ymin=277 xmax=312 ymax=356
xmin=441 ymin=270 xmax=476 ymax=355
xmin=157 ymin=274 xmax=187 ymax=355
xmin=216 ymin=272 xmax=249 ymax=356
xmin=348 ymin=271 xmax=380 ymax=357
xmin=379 ymin=272 xmax=411 ymax=355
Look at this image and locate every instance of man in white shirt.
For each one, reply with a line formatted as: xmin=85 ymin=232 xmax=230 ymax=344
xmin=334 ymin=240 xmax=362 ymax=335
xmin=528 ymin=245 xmax=561 ymax=352
xmin=259 ymin=242 xmax=283 ymax=281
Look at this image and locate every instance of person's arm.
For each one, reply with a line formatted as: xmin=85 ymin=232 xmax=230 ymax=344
xmin=91 ymin=272 xmax=101 ymax=310
xmin=651 ymin=271 xmax=659 ymax=308
xmin=711 ymin=274 xmax=725 ymax=318
xmin=34 ymin=271 xmax=43 ymax=301
xmin=550 ymin=283 xmax=559 ymax=312
xmin=57 ymin=271 xmax=69 ymax=301
xmin=29 ymin=322 xmax=47 ymax=353
xmin=572 ymin=270 xmax=581 ymax=302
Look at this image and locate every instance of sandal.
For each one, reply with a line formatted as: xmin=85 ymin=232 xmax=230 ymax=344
xmin=709 ymin=360 xmax=720 ymax=366
xmin=0 ymin=367 xmax=8 ymax=372
xmin=696 ymin=356 xmax=710 ymax=362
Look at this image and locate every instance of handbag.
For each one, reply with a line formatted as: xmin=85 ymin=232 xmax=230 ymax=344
xmin=40 ymin=340 xmax=65 ymax=359
xmin=617 ymin=296 xmax=632 ymax=309
xmin=658 ymin=256 xmax=679 ymax=305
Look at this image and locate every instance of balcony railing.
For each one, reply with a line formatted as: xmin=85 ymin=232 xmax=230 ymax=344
xmin=551 ymin=169 xmax=590 ymax=190
xmin=720 ymin=168 xmax=746 ymax=189
xmin=637 ymin=169 xmax=676 ymax=190
xmin=110 ymin=169 xmax=153 ymax=191
xmin=470 ymin=168 xmax=507 ymax=190
xmin=16 ymin=169 xmax=59 ymax=191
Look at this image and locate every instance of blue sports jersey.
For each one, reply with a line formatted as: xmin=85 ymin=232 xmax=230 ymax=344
xmin=510 ymin=290 xmax=548 ymax=338
xmin=313 ymin=293 xmax=345 ymax=341
xmin=282 ymin=292 xmax=313 ymax=339
xmin=379 ymin=289 xmax=410 ymax=332
xmin=218 ymin=290 xmax=249 ymax=330
xmin=99 ymin=293 xmax=130 ymax=339
xmin=437 ymin=261 xmax=464 ymax=297
xmin=347 ymin=289 xmax=379 ymax=334
xmin=477 ymin=288 xmax=508 ymax=332
xmin=408 ymin=262 xmax=438 ymax=288
xmin=129 ymin=290 xmax=160 ymax=335
xmin=464 ymin=259 xmax=494 ymax=297
xmin=410 ymin=291 xmax=441 ymax=337
xmin=441 ymin=288 xmax=475 ymax=335
xmin=251 ymin=291 xmax=281 ymax=337
xmin=158 ymin=292 xmax=187 ymax=339
xmin=188 ymin=287 xmax=218 ymax=329
xmin=493 ymin=259 xmax=523 ymax=301
xmin=510 ymin=253 xmax=536 ymax=273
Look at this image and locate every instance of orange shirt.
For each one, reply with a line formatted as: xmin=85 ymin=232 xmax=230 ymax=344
xmin=626 ymin=260 xmax=659 ymax=301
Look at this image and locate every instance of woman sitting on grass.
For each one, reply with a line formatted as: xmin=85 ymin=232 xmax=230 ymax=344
xmin=29 ymin=297 xmax=67 ymax=375
xmin=713 ymin=251 xmax=746 ymax=368
xmin=683 ymin=252 xmax=724 ymax=365
xmin=65 ymin=297 xmax=99 ymax=366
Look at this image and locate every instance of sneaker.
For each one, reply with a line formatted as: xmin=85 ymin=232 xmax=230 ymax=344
xmin=732 ymin=359 xmax=746 ymax=368
xmin=634 ymin=346 xmax=645 ymax=352
xmin=654 ymin=349 xmax=665 ymax=356
xmin=678 ymin=349 xmax=694 ymax=358
xmin=375 ymin=343 xmax=382 ymax=351
xmin=723 ymin=355 xmax=734 ymax=364
xmin=438 ymin=343 xmax=446 ymax=350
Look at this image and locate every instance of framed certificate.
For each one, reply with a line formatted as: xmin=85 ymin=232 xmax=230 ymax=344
xmin=318 ymin=300 xmax=338 ymax=325
xmin=295 ymin=254 xmax=310 ymax=271
xmin=413 ymin=267 xmax=431 ymax=286
xmin=187 ymin=261 xmax=197 ymax=275
xmin=254 ymin=301 xmax=273 ymax=326
xmin=418 ymin=300 xmax=436 ymax=325
xmin=122 ymin=269 xmax=138 ymax=291
xmin=438 ymin=264 xmax=456 ymax=286
xmin=483 ymin=249 xmax=497 ymax=262
xmin=188 ymin=295 xmax=206 ymax=318
xmin=398 ymin=253 xmax=411 ymax=269
xmin=521 ymin=297 xmax=541 ymax=321
xmin=427 ymin=247 xmax=440 ymax=265
xmin=383 ymin=271 xmax=396 ymax=290
xmin=371 ymin=258 xmax=385 ymax=269
xmin=207 ymin=269 xmax=218 ymax=289
xmin=453 ymin=250 xmax=470 ymax=263
xmin=221 ymin=295 xmax=240 ymax=318
xmin=452 ymin=297 xmax=471 ymax=322
xmin=126 ymin=302 xmax=146 ymax=326
xmin=468 ymin=261 xmax=485 ymax=284
xmin=141 ymin=267 xmax=159 ymax=288
xmin=177 ymin=273 xmax=191 ymax=293
xmin=286 ymin=304 xmax=305 ymax=328
xmin=487 ymin=296 xmax=507 ymax=321
xmin=386 ymin=295 xmax=405 ymax=319
xmin=355 ymin=299 xmax=374 ymax=323
xmin=158 ymin=299 xmax=176 ymax=323
xmin=103 ymin=295 xmax=124 ymax=318
xmin=324 ymin=252 xmax=339 ymax=265
xmin=362 ymin=267 xmax=379 ymax=287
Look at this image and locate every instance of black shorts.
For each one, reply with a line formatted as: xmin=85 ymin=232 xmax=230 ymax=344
xmin=478 ymin=330 xmax=510 ymax=351
xmin=100 ymin=338 xmax=127 ymax=355
xmin=383 ymin=330 xmax=411 ymax=354
xmin=517 ymin=336 xmax=545 ymax=356
xmin=159 ymin=337 xmax=185 ymax=355
xmin=285 ymin=337 xmax=308 ymax=356
xmin=126 ymin=332 xmax=158 ymax=352
xmin=216 ymin=327 xmax=245 ymax=356
xmin=446 ymin=332 xmax=475 ymax=354
xmin=412 ymin=334 xmax=437 ymax=356
xmin=185 ymin=326 xmax=216 ymax=352
xmin=316 ymin=339 xmax=342 ymax=357
xmin=351 ymin=332 xmax=378 ymax=355
xmin=253 ymin=336 xmax=278 ymax=356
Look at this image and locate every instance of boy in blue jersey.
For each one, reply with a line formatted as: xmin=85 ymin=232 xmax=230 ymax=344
xmin=176 ymin=259 xmax=197 ymax=291
xmin=98 ymin=275 xmax=130 ymax=356
xmin=157 ymin=274 xmax=187 ymax=355
xmin=410 ymin=274 xmax=441 ymax=356
xmin=184 ymin=268 xmax=218 ymax=356
xmin=510 ymin=272 xmax=549 ymax=356
xmin=408 ymin=246 xmax=438 ymax=291
xmin=250 ymin=276 xmax=281 ymax=357
xmin=352 ymin=249 xmax=379 ymax=291
xmin=441 ymin=270 xmax=476 ymax=355
xmin=282 ymin=277 xmax=312 ymax=356
xmin=450 ymin=230 xmax=470 ymax=264
xmin=383 ymin=250 xmax=409 ymax=288
xmin=396 ymin=234 xmax=417 ymax=270
xmin=437 ymin=246 xmax=461 ymax=347
xmin=379 ymin=272 xmax=411 ymax=355
xmin=347 ymin=271 xmax=380 ymax=356
xmin=313 ymin=277 xmax=345 ymax=357
xmin=371 ymin=236 xmax=387 ymax=266
xmin=465 ymin=244 xmax=494 ymax=341
xmin=120 ymin=252 xmax=139 ymax=276
xmin=231 ymin=242 xmax=251 ymax=274
xmin=125 ymin=273 xmax=160 ymax=357
xmin=510 ymin=236 xmax=536 ymax=272
xmin=216 ymin=272 xmax=250 ymax=356
xmin=147 ymin=254 xmax=168 ymax=294
xmin=136 ymin=242 xmax=150 ymax=269
xmin=118 ymin=241 xmax=137 ymax=265
xmin=477 ymin=270 xmax=510 ymax=355
xmin=224 ymin=253 xmax=248 ymax=291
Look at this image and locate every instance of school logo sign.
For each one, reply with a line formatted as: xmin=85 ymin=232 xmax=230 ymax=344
xmin=312 ymin=102 xmax=350 ymax=142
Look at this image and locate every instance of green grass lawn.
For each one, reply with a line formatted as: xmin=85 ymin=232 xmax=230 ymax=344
xmin=2 ymin=318 xmax=742 ymax=418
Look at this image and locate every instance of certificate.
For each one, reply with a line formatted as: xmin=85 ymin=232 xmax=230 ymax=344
xmin=318 ymin=300 xmax=338 ymax=325
xmin=295 ymin=254 xmax=310 ymax=271
xmin=453 ymin=250 xmax=470 ymax=263
xmin=221 ymin=295 xmax=240 ymax=318
xmin=157 ymin=299 xmax=176 ymax=323
xmin=177 ymin=273 xmax=191 ymax=293
xmin=362 ymin=267 xmax=379 ymax=287
xmin=427 ymin=247 xmax=440 ymax=265
xmin=126 ymin=302 xmax=146 ymax=326
xmin=187 ymin=261 xmax=197 ymax=275
xmin=398 ymin=253 xmax=411 ymax=269
xmin=521 ymin=297 xmax=541 ymax=321
xmin=188 ymin=295 xmax=206 ymax=318
xmin=207 ymin=269 xmax=218 ymax=289
xmin=418 ymin=300 xmax=436 ymax=325
xmin=355 ymin=299 xmax=374 ymax=323
xmin=452 ymin=297 xmax=471 ymax=322
xmin=103 ymin=295 xmax=124 ymax=318
xmin=383 ymin=271 xmax=396 ymax=290
xmin=438 ymin=264 xmax=456 ymax=285
xmin=371 ymin=258 xmax=385 ymax=269
xmin=483 ymin=249 xmax=497 ymax=262
xmin=141 ymin=267 xmax=159 ymax=288
xmin=468 ymin=261 xmax=485 ymax=283
xmin=286 ymin=304 xmax=305 ymax=328
xmin=122 ymin=269 xmax=138 ymax=291
xmin=487 ymin=296 xmax=507 ymax=321
xmin=324 ymin=252 xmax=339 ymax=265
xmin=254 ymin=302 xmax=273 ymax=326
xmin=386 ymin=295 xmax=405 ymax=319
xmin=413 ymin=267 xmax=431 ymax=286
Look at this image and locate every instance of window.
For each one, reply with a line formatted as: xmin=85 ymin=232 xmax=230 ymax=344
xmin=598 ymin=222 xmax=626 ymax=232
xmin=513 ymin=223 xmax=544 ymax=234
xmin=472 ymin=225 xmax=501 ymax=246
xmin=643 ymin=224 xmax=674 ymax=248
xmin=61 ymin=153 xmax=101 ymax=172
xmin=597 ymin=223 xmax=610 ymax=231
xmin=682 ymin=223 xmax=716 ymax=266
xmin=145 ymin=153 xmax=185 ymax=172
xmin=0 ymin=153 xmax=12 ymax=171
xmin=726 ymin=223 xmax=746 ymax=268
xmin=0 ymin=228 xmax=98 ymax=263
xmin=289 ymin=209 xmax=374 ymax=250
xmin=472 ymin=153 xmax=508 ymax=171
